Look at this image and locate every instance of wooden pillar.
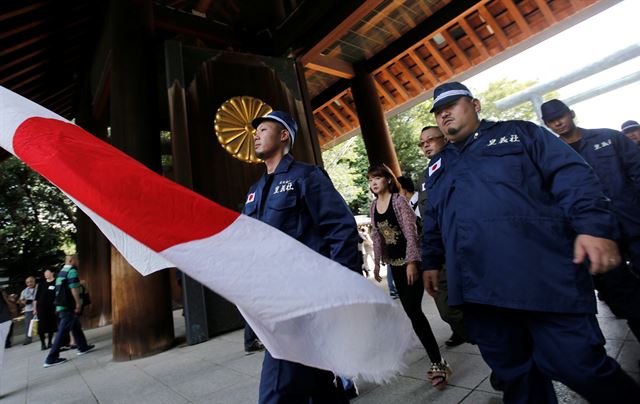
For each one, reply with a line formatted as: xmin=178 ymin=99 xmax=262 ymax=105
xmin=75 ymin=71 xmax=112 ymax=329
xmin=350 ymin=66 xmax=401 ymax=175
xmin=165 ymin=41 xmax=209 ymax=345
xmin=109 ymin=0 xmax=174 ymax=360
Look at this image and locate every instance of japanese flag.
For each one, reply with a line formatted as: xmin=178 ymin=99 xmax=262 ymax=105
xmin=429 ymin=158 xmax=442 ymax=176
xmin=0 ymin=86 xmax=415 ymax=382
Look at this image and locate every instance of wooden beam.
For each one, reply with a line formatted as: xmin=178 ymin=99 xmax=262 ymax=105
xmin=457 ymin=17 xmax=490 ymax=58
xmin=0 ymin=2 xmax=48 ymax=22
xmin=0 ymin=60 xmax=45 ymax=86
xmin=339 ymin=95 xmax=359 ymax=123
xmin=423 ymin=41 xmax=454 ymax=76
xmin=395 ymin=58 xmax=424 ymax=92
xmin=372 ymin=76 xmax=395 ymax=105
xmin=440 ymin=29 xmax=471 ymax=69
xmin=306 ymin=54 xmax=355 ymax=79
xmin=318 ymin=109 xmax=344 ymax=134
xmin=532 ymin=0 xmax=557 ymax=23
xmin=381 ymin=69 xmax=410 ymax=100
xmin=364 ymin=0 xmax=482 ymax=71
xmin=326 ymin=103 xmax=353 ymax=130
xmin=300 ymin=0 xmax=385 ymax=65
xmin=154 ymin=4 xmax=242 ymax=49
xmin=406 ymin=49 xmax=438 ymax=86
xmin=502 ymin=0 xmax=532 ymax=36
xmin=477 ymin=5 xmax=510 ymax=49
xmin=314 ymin=114 xmax=334 ymax=139
xmin=0 ymin=48 xmax=46 ymax=74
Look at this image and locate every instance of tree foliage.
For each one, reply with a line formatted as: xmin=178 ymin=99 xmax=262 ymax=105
xmin=0 ymin=157 xmax=77 ymax=281
xmin=323 ymin=79 xmax=547 ymax=214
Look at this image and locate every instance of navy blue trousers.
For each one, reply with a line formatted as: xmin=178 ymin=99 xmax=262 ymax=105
xmin=259 ymin=351 xmax=348 ymax=404
xmin=464 ymin=304 xmax=640 ymax=404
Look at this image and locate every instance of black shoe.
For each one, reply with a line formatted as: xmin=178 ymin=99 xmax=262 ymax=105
xmin=489 ymin=371 xmax=504 ymax=391
xmin=445 ymin=333 xmax=466 ymax=347
xmin=245 ymin=340 xmax=265 ymax=354
xmin=43 ymin=358 xmax=68 ymax=368
xmin=41 ymin=344 xmax=47 ymax=351
xmin=59 ymin=346 xmax=70 ymax=352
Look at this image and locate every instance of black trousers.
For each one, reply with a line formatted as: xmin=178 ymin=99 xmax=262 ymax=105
xmin=391 ymin=265 xmax=441 ymax=363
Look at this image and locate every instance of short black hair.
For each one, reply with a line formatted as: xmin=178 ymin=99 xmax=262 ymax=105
xmin=396 ymin=176 xmax=415 ymax=193
xmin=421 ymin=125 xmax=438 ymax=132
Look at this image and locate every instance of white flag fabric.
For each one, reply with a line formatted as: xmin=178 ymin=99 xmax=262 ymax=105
xmin=0 ymin=86 xmax=416 ymax=382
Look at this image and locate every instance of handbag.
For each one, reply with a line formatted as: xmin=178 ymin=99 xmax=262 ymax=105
xmin=27 ymin=316 xmax=39 ymax=337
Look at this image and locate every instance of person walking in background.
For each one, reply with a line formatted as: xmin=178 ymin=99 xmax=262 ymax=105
xmin=0 ymin=287 xmax=18 ymax=395
xmin=416 ymin=126 xmax=468 ymax=348
xmin=621 ymin=120 xmax=640 ymax=146
xmin=541 ymin=99 xmax=640 ymax=346
xmin=33 ymin=269 xmax=57 ymax=350
xmin=368 ymin=164 xmax=451 ymax=390
xmin=44 ymin=254 xmax=94 ymax=368
xmin=18 ymin=276 xmax=36 ymax=345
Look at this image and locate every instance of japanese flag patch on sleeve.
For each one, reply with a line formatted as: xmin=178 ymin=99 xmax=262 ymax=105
xmin=428 ymin=158 xmax=442 ymax=177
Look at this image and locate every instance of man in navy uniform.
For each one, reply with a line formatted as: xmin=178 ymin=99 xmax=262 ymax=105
xmin=542 ymin=99 xmax=640 ymax=345
xmin=242 ymin=110 xmax=360 ymax=404
xmin=621 ymin=120 xmax=640 ymax=146
xmin=422 ymin=82 xmax=640 ymax=403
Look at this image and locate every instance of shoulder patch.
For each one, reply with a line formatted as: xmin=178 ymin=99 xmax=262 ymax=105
xmin=428 ymin=158 xmax=442 ymax=177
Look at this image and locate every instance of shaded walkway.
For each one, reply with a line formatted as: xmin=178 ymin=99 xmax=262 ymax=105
xmin=1 ymin=295 xmax=638 ymax=403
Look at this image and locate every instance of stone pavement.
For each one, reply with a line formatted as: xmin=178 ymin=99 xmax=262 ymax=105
xmin=1 ymin=290 xmax=638 ymax=403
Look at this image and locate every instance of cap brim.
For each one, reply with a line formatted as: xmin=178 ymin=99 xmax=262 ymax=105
xmin=429 ymin=95 xmax=467 ymax=113
xmin=541 ymin=110 xmax=568 ymax=122
xmin=251 ymin=116 xmax=271 ymax=129
xmin=623 ymin=125 xmax=640 ymax=133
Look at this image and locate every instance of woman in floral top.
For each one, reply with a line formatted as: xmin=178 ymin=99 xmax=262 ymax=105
xmin=368 ymin=164 xmax=451 ymax=389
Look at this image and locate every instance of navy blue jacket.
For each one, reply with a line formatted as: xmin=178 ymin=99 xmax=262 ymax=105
xmin=242 ymin=154 xmax=360 ymax=273
xmin=422 ymin=120 xmax=617 ymax=314
xmin=572 ymin=128 xmax=640 ymax=238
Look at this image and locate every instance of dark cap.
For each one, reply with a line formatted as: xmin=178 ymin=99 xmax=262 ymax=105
xmin=540 ymin=99 xmax=571 ymax=122
xmin=252 ymin=110 xmax=299 ymax=146
xmin=430 ymin=82 xmax=474 ymax=113
xmin=621 ymin=120 xmax=640 ymax=133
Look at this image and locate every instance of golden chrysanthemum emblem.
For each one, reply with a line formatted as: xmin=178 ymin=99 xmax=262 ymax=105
xmin=214 ymin=96 xmax=272 ymax=164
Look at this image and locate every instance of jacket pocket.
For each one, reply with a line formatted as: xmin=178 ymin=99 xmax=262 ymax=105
xmin=480 ymin=143 xmax=523 ymax=183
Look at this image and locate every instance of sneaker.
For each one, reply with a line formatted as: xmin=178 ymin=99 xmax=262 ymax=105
xmin=59 ymin=346 xmax=71 ymax=352
xmin=43 ymin=358 xmax=68 ymax=368
xmin=77 ymin=344 xmax=95 ymax=356
xmin=427 ymin=359 xmax=452 ymax=390
xmin=445 ymin=333 xmax=466 ymax=347
xmin=245 ymin=340 xmax=265 ymax=354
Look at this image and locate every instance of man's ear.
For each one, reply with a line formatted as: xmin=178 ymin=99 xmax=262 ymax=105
xmin=472 ymin=98 xmax=481 ymax=113
xmin=280 ymin=129 xmax=290 ymax=144
xmin=571 ymin=110 xmax=576 ymax=119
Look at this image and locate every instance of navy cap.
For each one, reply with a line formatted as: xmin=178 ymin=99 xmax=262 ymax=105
xmin=252 ymin=110 xmax=299 ymax=146
xmin=540 ymin=99 xmax=571 ymax=122
xmin=621 ymin=120 xmax=640 ymax=133
xmin=430 ymin=82 xmax=474 ymax=113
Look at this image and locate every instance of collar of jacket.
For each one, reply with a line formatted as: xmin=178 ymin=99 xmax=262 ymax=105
xmin=262 ymin=153 xmax=295 ymax=179
xmin=445 ymin=119 xmax=498 ymax=153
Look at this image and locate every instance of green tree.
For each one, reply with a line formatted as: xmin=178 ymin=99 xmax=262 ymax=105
xmin=472 ymin=78 xmax=556 ymax=122
xmin=0 ymin=157 xmax=77 ymax=281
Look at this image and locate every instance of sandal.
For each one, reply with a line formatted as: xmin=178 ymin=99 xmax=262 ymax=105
xmin=427 ymin=359 xmax=452 ymax=390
